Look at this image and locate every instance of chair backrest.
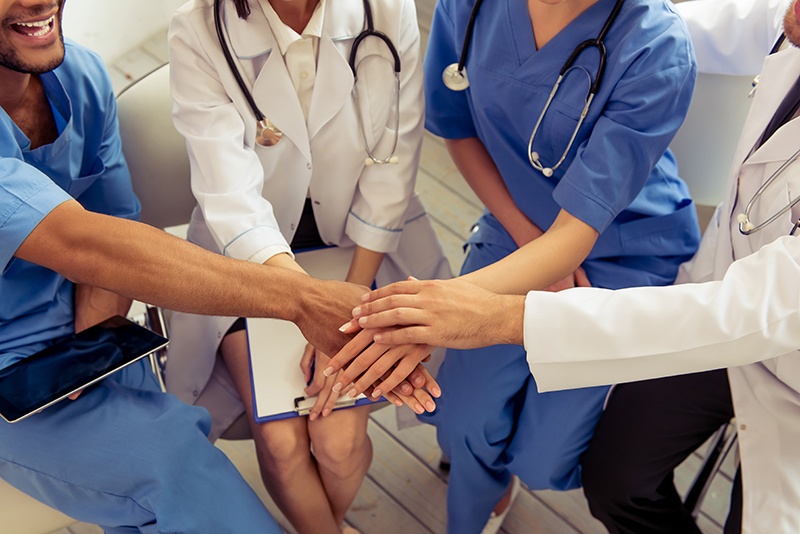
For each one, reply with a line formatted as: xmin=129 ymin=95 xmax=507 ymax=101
xmin=116 ymin=63 xmax=196 ymax=230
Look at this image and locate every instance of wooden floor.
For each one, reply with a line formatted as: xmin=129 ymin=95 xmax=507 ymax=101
xmin=48 ymin=1 xmax=734 ymax=532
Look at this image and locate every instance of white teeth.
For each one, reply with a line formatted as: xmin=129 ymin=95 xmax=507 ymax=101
xmin=16 ymin=15 xmax=55 ymax=28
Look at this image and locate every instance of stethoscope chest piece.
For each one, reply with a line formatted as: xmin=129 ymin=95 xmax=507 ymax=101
xmin=443 ymin=63 xmax=469 ymax=91
xmin=256 ymin=119 xmax=282 ymax=147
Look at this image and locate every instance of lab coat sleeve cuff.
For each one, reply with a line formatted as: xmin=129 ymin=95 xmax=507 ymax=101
xmin=247 ymin=244 xmax=294 ymax=265
xmin=345 ymin=211 xmax=404 ymax=253
xmin=222 ymin=225 xmax=291 ymax=262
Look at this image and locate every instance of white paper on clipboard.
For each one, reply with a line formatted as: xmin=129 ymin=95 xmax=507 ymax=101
xmin=248 ymin=246 xmax=370 ymax=422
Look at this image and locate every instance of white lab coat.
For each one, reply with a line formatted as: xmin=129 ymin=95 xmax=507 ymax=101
xmin=164 ymin=0 xmax=451 ymax=437
xmin=522 ymin=1 xmax=800 ymax=532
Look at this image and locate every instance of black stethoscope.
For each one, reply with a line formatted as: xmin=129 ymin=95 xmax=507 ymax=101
xmin=214 ymin=0 xmax=402 ymax=164
xmin=442 ymin=0 xmax=625 ymax=177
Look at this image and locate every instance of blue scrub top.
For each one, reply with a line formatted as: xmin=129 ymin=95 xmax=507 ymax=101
xmin=0 ymin=40 xmax=140 ymax=365
xmin=425 ymin=0 xmax=701 ymax=289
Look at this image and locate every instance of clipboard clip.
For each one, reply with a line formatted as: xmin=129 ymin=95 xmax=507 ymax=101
xmin=293 ymin=396 xmax=358 ymax=416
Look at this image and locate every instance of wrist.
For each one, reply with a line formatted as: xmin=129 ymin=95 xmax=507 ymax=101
xmin=493 ymin=294 xmax=526 ymax=345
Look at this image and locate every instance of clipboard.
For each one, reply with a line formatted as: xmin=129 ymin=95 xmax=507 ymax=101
xmin=247 ymin=246 xmax=372 ymax=423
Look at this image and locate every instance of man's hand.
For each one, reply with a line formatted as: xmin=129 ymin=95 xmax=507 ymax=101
xmin=293 ymin=278 xmax=369 ymax=357
xmin=69 ymin=285 xmax=133 ymax=401
xmin=545 ymin=266 xmax=591 ymax=293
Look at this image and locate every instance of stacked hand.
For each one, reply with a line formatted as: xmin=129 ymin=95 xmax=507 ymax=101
xmin=322 ymin=277 xmax=525 ymax=403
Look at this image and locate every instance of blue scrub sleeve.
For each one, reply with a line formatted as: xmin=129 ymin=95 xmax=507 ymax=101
xmin=554 ymin=62 xmax=697 ymax=234
xmin=0 ymin=159 xmax=72 ymax=270
xmin=423 ymin=0 xmax=478 ymax=139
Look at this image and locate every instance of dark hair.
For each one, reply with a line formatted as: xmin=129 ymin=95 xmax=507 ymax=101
xmin=231 ymin=0 xmax=252 ymax=19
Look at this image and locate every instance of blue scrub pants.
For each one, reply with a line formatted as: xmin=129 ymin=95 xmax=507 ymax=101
xmin=0 ymin=357 xmax=281 ymax=534
xmin=422 ymin=241 xmax=609 ymax=534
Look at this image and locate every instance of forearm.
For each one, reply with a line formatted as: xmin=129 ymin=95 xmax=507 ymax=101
xmin=445 ymin=137 xmax=543 ymax=246
xmin=17 ymin=201 xmax=323 ymax=326
xmin=461 ymin=209 xmax=598 ymax=294
xmin=346 ymin=246 xmax=385 ymax=287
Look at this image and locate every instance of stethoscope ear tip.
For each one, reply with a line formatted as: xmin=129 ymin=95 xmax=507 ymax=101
xmin=389 ymin=156 xmax=399 ymax=164
xmin=365 ymin=158 xmax=375 ymax=166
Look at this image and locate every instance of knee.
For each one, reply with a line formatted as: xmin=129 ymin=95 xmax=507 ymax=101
xmin=310 ymin=424 xmax=371 ymax=478
xmin=255 ymin=424 xmax=309 ymax=478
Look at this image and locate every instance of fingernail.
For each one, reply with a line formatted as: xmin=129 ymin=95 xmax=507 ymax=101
xmin=347 ymin=388 xmax=359 ymax=399
xmin=323 ymin=367 xmax=334 ymax=377
xmin=338 ymin=322 xmax=351 ymax=332
xmin=409 ymin=276 xmax=419 ymax=281
xmin=393 ymin=398 xmax=403 ymax=406
xmin=414 ymin=404 xmax=425 ymax=414
xmin=372 ymin=389 xmax=382 ymax=398
xmin=374 ymin=334 xmax=383 ymax=343
xmin=361 ymin=293 xmax=370 ymax=302
xmin=332 ymin=382 xmax=343 ymax=393
xmin=426 ymin=401 xmax=436 ymax=412
xmin=413 ymin=376 xmax=424 ymax=387
xmin=352 ymin=306 xmax=362 ymax=316
xmin=309 ymin=412 xmax=318 ymax=421
xmin=358 ymin=317 xmax=367 ymax=326
xmin=322 ymin=409 xmax=331 ymax=417
xmin=432 ymin=387 xmax=442 ymax=397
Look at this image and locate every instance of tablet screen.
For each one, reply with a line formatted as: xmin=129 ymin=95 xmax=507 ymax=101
xmin=0 ymin=316 xmax=168 ymax=423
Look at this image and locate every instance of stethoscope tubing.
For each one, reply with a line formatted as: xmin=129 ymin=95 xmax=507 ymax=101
xmin=214 ymin=0 xmax=265 ymax=123
xmin=739 ymin=147 xmax=800 ymax=236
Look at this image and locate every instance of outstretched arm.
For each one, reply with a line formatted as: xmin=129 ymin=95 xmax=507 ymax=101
xmin=15 ymin=200 xmax=364 ymax=357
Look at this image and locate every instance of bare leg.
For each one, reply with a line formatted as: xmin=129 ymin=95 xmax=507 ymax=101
xmin=308 ymin=404 xmax=373 ymax=525
xmin=221 ymin=331 xmax=341 ymax=534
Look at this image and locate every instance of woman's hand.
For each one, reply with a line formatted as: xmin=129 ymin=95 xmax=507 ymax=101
xmin=330 ymin=342 xmax=440 ymax=403
xmin=299 ymin=343 xmax=341 ymax=421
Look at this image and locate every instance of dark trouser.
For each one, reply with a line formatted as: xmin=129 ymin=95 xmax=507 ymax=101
xmin=581 ymin=369 xmax=743 ymax=534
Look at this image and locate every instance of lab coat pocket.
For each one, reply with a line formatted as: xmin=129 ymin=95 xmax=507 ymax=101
xmin=66 ymin=157 xmax=105 ymax=198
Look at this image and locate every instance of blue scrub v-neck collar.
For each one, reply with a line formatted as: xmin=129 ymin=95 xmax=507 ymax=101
xmin=507 ymin=0 xmax=621 ymax=69
xmin=14 ymin=70 xmax=74 ymax=162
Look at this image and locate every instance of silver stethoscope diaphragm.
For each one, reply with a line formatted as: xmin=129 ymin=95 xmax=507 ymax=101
xmin=443 ymin=63 xmax=469 ymax=91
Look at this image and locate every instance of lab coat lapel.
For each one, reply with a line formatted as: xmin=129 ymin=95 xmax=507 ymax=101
xmin=306 ymin=29 xmax=355 ymax=141
xmin=226 ymin=0 xmax=311 ymax=162
xmin=306 ymin=0 xmax=360 ymax=141
xmin=251 ymin=49 xmax=311 ymax=161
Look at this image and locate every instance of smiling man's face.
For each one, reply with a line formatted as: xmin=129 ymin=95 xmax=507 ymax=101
xmin=0 ymin=0 xmax=64 ymax=75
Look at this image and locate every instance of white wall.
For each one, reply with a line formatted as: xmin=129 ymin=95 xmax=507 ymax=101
xmin=62 ymin=0 xmax=186 ymax=64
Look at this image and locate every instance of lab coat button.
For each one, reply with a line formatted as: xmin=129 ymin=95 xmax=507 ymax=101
xmin=217 ymin=331 xmax=222 ymax=339
xmin=290 ymin=223 xmax=295 ymax=231
xmin=307 ymin=163 xmax=312 ymax=170
xmin=192 ymin=390 xmax=198 ymax=397
xmin=299 ymin=71 xmax=309 ymax=80
xmin=740 ymin=424 xmax=747 ymax=431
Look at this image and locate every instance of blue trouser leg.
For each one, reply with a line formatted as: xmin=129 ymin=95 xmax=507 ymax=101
xmin=421 ymin=240 xmax=608 ymax=534
xmin=0 ymin=359 xmax=281 ymax=534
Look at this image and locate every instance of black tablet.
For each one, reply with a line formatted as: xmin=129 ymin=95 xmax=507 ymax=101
xmin=0 ymin=316 xmax=168 ymax=423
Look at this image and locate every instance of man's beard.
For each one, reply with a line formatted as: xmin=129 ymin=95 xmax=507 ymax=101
xmin=785 ymin=0 xmax=800 ymax=49
xmin=0 ymin=3 xmax=65 ymax=74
